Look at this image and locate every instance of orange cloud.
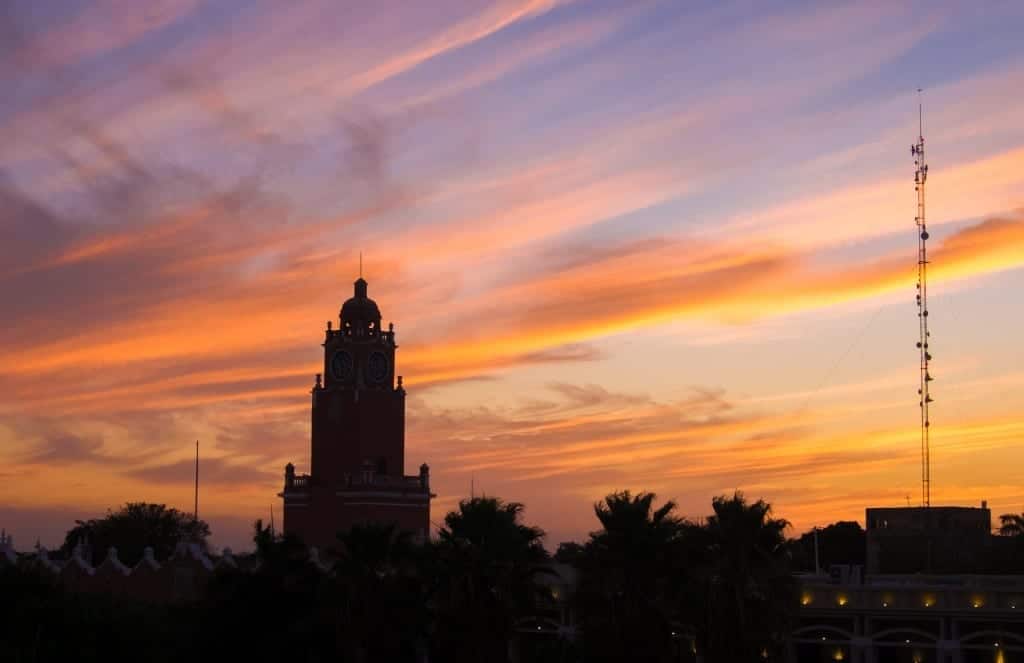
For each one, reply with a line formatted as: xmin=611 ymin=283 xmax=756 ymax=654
xmin=396 ymin=213 xmax=1024 ymax=386
xmin=725 ymin=146 xmax=1024 ymax=251
xmin=404 ymin=382 xmax=1024 ymax=537
xmin=0 ymin=205 xmax=1020 ymax=418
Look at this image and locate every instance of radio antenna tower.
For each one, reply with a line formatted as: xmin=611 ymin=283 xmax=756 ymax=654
xmin=911 ymin=89 xmax=933 ymax=508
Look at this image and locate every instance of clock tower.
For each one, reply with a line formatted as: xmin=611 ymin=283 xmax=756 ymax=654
xmin=279 ymin=277 xmax=433 ymax=548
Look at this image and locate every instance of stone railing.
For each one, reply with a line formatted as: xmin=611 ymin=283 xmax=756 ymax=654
xmin=283 ymin=470 xmax=431 ymax=495
xmin=325 ymin=327 xmax=396 ymax=344
xmin=283 ymin=473 xmax=311 ymax=493
xmin=340 ymin=473 xmax=428 ymax=492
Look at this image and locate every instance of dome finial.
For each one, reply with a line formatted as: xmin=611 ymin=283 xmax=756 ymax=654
xmin=342 ymin=270 xmax=379 ymax=325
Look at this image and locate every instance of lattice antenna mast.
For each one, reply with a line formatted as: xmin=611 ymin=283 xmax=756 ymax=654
xmin=911 ymin=91 xmax=933 ymax=508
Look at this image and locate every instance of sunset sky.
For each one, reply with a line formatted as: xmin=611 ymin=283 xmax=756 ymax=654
xmin=2 ymin=0 xmax=1023 ymax=551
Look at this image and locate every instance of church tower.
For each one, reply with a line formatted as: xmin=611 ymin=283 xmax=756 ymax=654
xmin=279 ymin=278 xmax=433 ymax=548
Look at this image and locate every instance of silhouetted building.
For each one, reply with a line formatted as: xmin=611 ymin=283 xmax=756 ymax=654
xmin=794 ymin=503 xmax=1024 ymax=663
xmin=0 ymin=537 xmax=225 ymax=603
xmin=279 ymin=277 xmax=433 ymax=549
xmin=866 ymin=505 xmax=991 ymax=574
xmin=795 ymin=568 xmax=1024 ymax=662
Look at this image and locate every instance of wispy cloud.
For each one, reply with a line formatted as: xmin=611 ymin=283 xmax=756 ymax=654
xmin=128 ymin=456 xmax=277 ymax=486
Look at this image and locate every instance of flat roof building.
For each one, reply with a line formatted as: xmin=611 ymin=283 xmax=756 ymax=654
xmin=866 ymin=505 xmax=991 ymax=575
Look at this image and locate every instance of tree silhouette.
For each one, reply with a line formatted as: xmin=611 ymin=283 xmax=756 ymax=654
xmin=553 ymin=541 xmax=585 ymax=564
xmin=198 ymin=520 xmax=334 ymax=661
xmin=333 ymin=522 xmax=426 ymax=663
xmin=998 ymin=512 xmax=1024 ymax=536
xmin=575 ymin=491 xmax=690 ymax=663
xmin=989 ymin=511 xmax=1024 ymax=573
xmin=788 ymin=520 xmax=865 ymax=572
xmin=430 ymin=496 xmax=550 ymax=663
xmin=692 ymin=492 xmax=796 ymax=662
xmin=60 ymin=502 xmax=209 ymax=566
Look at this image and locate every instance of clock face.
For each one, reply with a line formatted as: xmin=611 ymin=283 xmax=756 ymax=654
xmin=367 ymin=351 xmax=389 ymax=384
xmin=330 ymin=350 xmax=354 ymax=381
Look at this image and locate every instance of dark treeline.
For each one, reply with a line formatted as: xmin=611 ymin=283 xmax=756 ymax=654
xmin=15 ymin=494 xmax=1024 ymax=662
xmin=567 ymin=491 xmax=796 ymax=662
xmin=2 ymin=490 xmax=796 ymax=662
xmin=786 ymin=520 xmax=866 ymax=572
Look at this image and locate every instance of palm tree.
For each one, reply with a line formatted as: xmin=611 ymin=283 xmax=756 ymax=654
xmin=333 ymin=523 xmax=426 ymax=663
xmin=575 ymin=491 xmax=689 ymax=663
xmin=429 ymin=496 xmax=550 ymax=663
xmin=998 ymin=512 xmax=1024 ymax=536
xmin=199 ymin=520 xmax=335 ymax=661
xmin=693 ymin=492 xmax=797 ymax=662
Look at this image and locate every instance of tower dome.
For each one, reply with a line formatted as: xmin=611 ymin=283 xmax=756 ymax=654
xmin=340 ymin=277 xmax=382 ymax=335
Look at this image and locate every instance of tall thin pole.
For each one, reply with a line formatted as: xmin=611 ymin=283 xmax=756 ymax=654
xmin=814 ymin=527 xmax=821 ymax=575
xmin=911 ymin=90 xmax=933 ymax=508
xmin=194 ymin=440 xmax=200 ymax=521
